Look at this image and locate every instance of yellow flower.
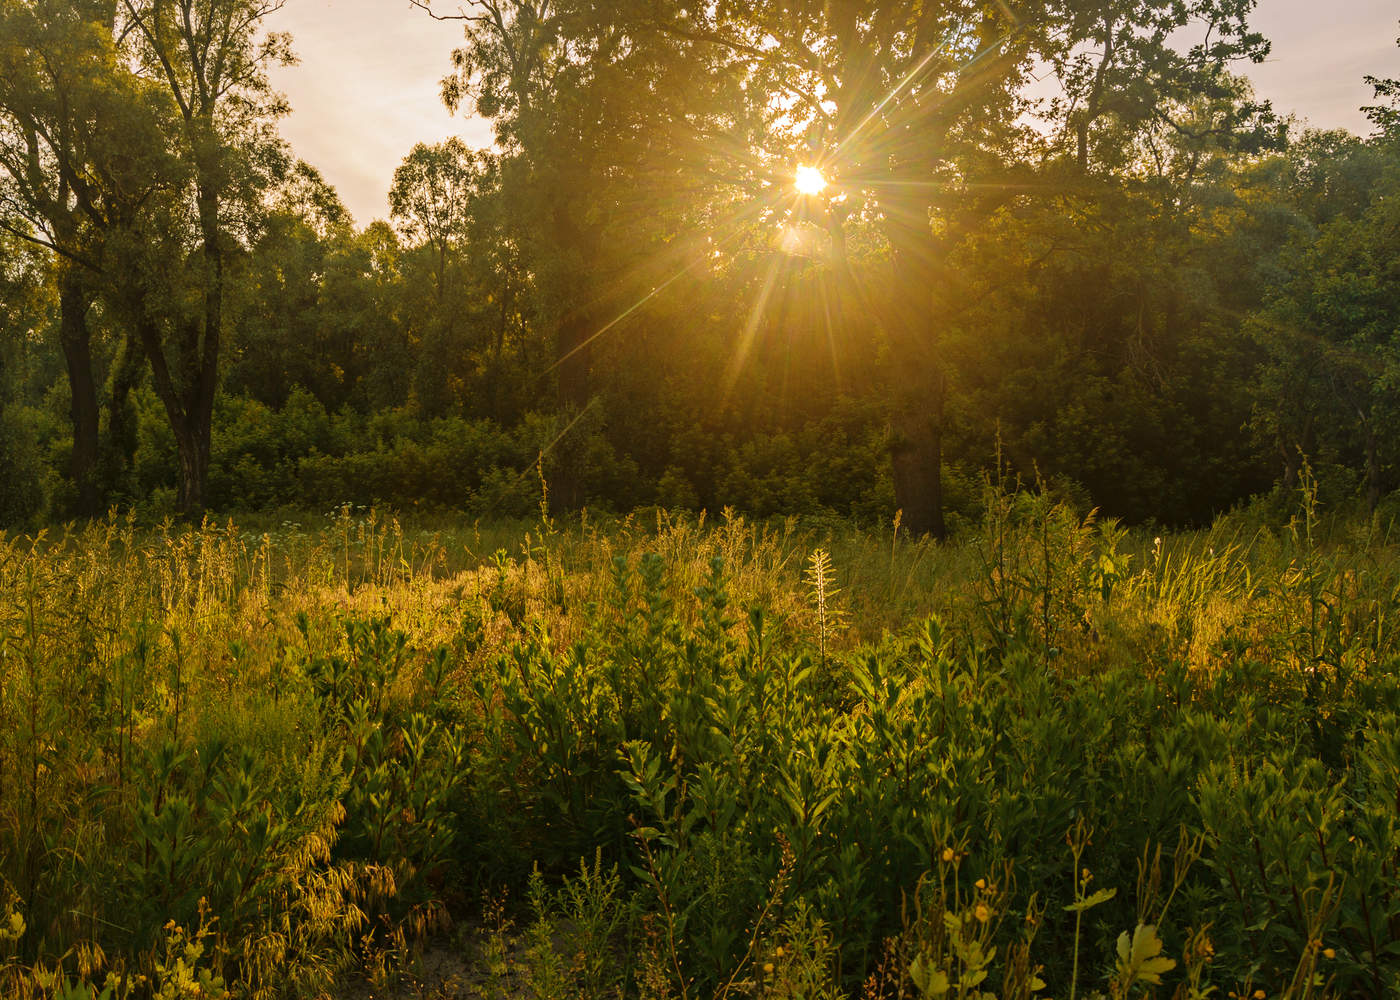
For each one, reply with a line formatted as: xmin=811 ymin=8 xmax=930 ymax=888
xmin=775 ymin=947 xmax=785 ymax=958
xmin=1323 ymin=948 xmax=1336 ymax=960
xmin=941 ymin=847 xmax=955 ymax=863
xmin=975 ymin=878 xmax=986 ymax=890
xmin=763 ymin=962 xmax=774 ymax=975
xmin=1253 ymin=991 xmax=1266 ymax=999
xmin=974 ymin=904 xmax=990 ymax=923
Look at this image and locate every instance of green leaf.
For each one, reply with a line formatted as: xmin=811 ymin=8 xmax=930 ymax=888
xmin=909 ymin=954 xmax=950 ymax=997
xmin=1063 ymin=886 xmax=1117 ymax=912
xmin=1116 ymin=923 xmax=1177 ymax=987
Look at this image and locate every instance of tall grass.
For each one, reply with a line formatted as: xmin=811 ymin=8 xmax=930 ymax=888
xmin=1 ymin=487 xmax=1398 ymax=998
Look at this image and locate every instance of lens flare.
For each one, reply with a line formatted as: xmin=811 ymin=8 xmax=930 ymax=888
xmin=795 ymin=164 xmax=826 ymax=195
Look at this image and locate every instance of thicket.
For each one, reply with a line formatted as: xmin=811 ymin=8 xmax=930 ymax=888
xmin=2 ymin=484 xmax=1398 ymax=999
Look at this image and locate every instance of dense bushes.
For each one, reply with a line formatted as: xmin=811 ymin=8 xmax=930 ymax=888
xmin=98 ymin=387 xmax=897 ymax=523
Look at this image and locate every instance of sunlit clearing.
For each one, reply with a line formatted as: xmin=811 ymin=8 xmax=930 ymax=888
xmin=795 ymin=164 xmax=826 ymax=196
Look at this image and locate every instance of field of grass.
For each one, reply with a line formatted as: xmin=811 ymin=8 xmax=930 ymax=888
xmin=2 ymin=487 xmax=1399 ymax=999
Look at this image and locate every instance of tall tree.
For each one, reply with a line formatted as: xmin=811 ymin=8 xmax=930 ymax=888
xmin=390 ymin=137 xmax=486 ymax=413
xmin=227 ymin=163 xmax=353 ymax=408
xmin=630 ymin=0 xmax=1276 ymax=535
xmin=390 ymin=138 xmax=478 ymax=305
xmin=425 ymin=0 xmax=745 ymax=508
xmin=1250 ymin=134 xmax=1400 ymax=512
xmin=0 ymin=224 xmax=50 ymax=524
xmin=116 ymin=0 xmax=292 ymax=513
xmin=0 ymin=0 xmax=164 ymax=514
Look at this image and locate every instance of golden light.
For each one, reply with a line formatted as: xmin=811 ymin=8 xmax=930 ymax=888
xmin=794 ymin=164 xmax=826 ymax=196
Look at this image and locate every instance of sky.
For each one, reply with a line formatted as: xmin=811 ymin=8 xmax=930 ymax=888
xmin=264 ymin=0 xmax=1400 ymax=226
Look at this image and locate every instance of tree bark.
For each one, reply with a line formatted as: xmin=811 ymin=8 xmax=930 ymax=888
xmin=57 ymin=268 xmax=101 ymax=518
xmin=173 ymin=423 xmax=210 ymax=514
xmin=136 ymin=317 xmax=211 ymax=516
xmin=98 ymin=331 xmax=145 ymax=497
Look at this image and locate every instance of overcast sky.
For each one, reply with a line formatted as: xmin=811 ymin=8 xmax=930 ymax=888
xmin=264 ymin=0 xmax=1400 ymax=226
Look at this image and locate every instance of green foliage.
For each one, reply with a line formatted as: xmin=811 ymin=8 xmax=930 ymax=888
xmin=5 ymin=451 xmax=1400 ymax=999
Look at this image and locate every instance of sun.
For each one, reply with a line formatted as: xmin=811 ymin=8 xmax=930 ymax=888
xmin=794 ymin=164 xmax=827 ymax=196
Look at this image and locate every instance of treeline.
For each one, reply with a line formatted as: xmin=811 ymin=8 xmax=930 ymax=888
xmin=2 ymin=0 xmax=1399 ymax=532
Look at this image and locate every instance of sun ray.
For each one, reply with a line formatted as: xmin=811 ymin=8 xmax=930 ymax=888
xmin=721 ymin=253 xmax=783 ymax=407
xmin=539 ymin=199 xmax=769 ymax=384
xmin=819 ymin=278 xmax=845 ymax=392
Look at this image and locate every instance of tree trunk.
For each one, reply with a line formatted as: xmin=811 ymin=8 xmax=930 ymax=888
xmin=58 ymin=268 xmax=101 ymax=518
xmin=173 ymin=423 xmax=210 ymax=515
xmin=98 ymin=332 xmax=144 ymax=499
xmin=131 ymin=307 xmax=216 ymax=519
xmin=164 ymin=184 xmax=222 ymax=519
xmin=120 ymin=183 xmax=221 ymax=520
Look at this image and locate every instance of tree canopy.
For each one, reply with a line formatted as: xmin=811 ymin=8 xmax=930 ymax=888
xmin=0 ymin=3 xmax=1397 ymax=531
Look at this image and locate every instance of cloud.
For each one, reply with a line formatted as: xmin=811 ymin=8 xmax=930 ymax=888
xmin=265 ymin=0 xmax=493 ymax=224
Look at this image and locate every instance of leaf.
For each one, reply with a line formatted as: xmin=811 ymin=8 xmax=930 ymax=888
xmin=909 ymin=954 xmax=951 ymax=997
xmin=1063 ymin=886 xmax=1117 ymax=912
xmin=1116 ymin=923 xmax=1178 ymax=987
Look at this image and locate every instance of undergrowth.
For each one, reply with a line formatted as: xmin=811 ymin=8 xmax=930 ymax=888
xmin=1 ymin=487 xmax=1398 ymax=998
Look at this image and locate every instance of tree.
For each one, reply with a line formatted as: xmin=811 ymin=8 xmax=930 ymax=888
xmin=609 ymin=0 xmax=1276 ymax=535
xmin=1250 ymin=135 xmax=1400 ymax=513
xmin=1363 ymin=21 xmax=1400 ymax=142
xmin=0 ymin=0 xmax=166 ymax=515
xmin=0 ymin=224 xmax=50 ymax=524
xmin=1039 ymin=0 xmax=1273 ymax=175
xmin=115 ymin=0 xmax=292 ymax=513
xmin=389 ymin=138 xmax=489 ymax=413
xmin=425 ymin=0 xmax=748 ymax=508
xmin=390 ymin=138 xmax=479 ymax=305
xmin=225 ymin=161 xmax=368 ymax=410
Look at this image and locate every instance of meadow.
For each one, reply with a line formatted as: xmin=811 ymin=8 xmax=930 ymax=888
xmin=2 ymin=483 xmax=1399 ymax=1000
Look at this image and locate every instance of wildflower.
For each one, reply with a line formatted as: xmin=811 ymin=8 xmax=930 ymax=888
xmin=975 ymin=878 xmax=986 ymax=890
xmin=942 ymin=847 xmax=956 ymax=864
xmin=1193 ymin=935 xmax=1215 ymax=961
xmin=775 ymin=947 xmax=785 ymax=958
xmin=1323 ymin=948 xmax=1336 ymax=960
xmin=974 ymin=904 xmax=990 ymax=923
xmin=763 ymin=962 xmax=774 ymax=975
xmin=1253 ymin=991 xmax=1266 ymax=999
